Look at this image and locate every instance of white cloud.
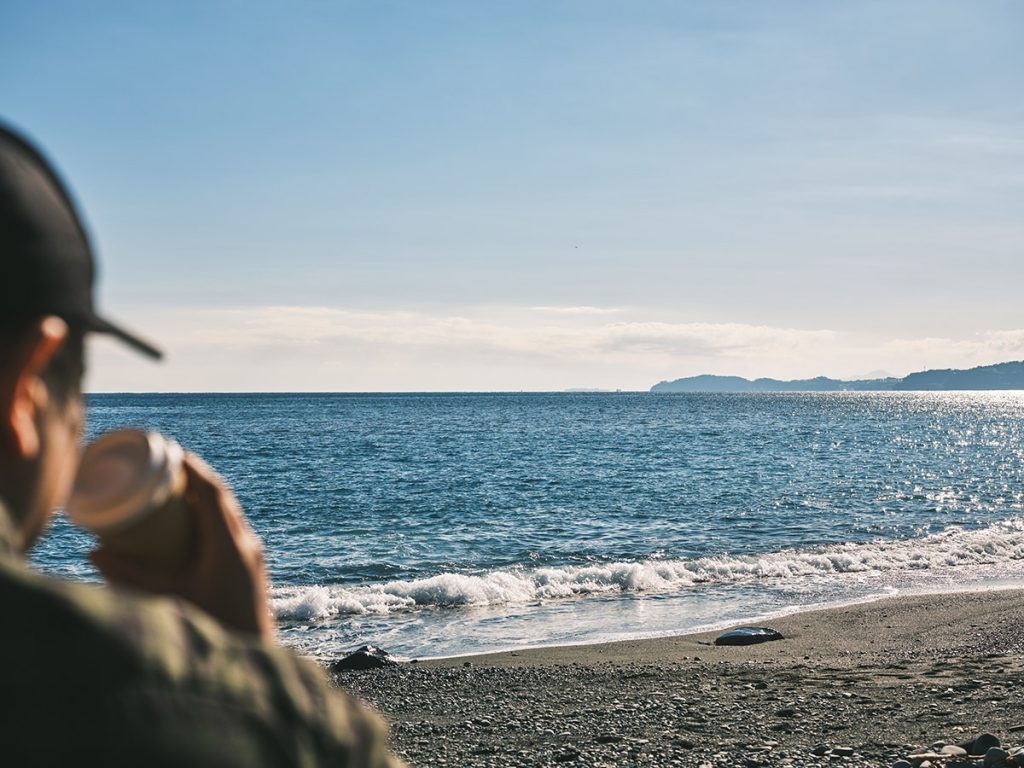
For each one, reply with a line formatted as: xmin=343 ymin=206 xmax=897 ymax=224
xmin=812 ymin=184 xmax=949 ymax=202
xmin=84 ymin=305 xmax=1024 ymax=392
xmin=878 ymin=330 xmax=1024 ymax=370
xmin=530 ymin=306 xmax=623 ymax=315
xmin=151 ymin=306 xmax=837 ymax=362
xmin=939 ymin=133 xmax=1024 ymax=155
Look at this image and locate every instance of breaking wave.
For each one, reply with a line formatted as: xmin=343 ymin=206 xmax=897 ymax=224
xmin=272 ymin=517 xmax=1024 ymax=622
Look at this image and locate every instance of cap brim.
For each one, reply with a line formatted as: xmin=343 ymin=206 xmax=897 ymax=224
xmin=88 ymin=314 xmax=164 ymax=360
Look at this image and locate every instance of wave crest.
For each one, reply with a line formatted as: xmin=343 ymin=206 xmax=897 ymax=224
xmin=272 ymin=517 xmax=1024 ymax=621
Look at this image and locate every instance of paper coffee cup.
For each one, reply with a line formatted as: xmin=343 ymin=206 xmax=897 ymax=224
xmin=66 ymin=429 xmax=190 ymax=567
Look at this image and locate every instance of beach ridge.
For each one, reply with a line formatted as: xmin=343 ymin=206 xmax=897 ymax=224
xmin=335 ymin=588 xmax=1024 ymax=767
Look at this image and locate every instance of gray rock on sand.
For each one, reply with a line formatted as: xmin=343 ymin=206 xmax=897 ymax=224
xmin=328 ymin=645 xmax=397 ymax=672
xmin=941 ymin=745 xmax=968 ymax=757
xmin=714 ymin=627 xmax=784 ymax=646
xmin=984 ymin=747 xmax=1010 ymax=767
xmin=968 ymin=734 xmax=1002 ymax=756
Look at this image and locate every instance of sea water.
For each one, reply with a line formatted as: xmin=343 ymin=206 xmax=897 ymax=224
xmin=31 ymin=392 xmax=1024 ymax=659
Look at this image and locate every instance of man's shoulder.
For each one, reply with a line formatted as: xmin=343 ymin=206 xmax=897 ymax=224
xmin=0 ymin=557 xmax=402 ymax=766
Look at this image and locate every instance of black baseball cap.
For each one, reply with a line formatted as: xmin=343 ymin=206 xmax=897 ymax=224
xmin=0 ymin=122 xmax=162 ymax=359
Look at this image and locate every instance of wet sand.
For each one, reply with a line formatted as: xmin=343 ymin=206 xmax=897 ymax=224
xmin=333 ymin=588 xmax=1024 ymax=767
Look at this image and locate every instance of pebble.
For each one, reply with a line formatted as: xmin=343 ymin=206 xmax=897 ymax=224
xmin=972 ymin=734 xmax=1002 ymax=756
xmin=984 ymin=747 xmax=1010 ymax=767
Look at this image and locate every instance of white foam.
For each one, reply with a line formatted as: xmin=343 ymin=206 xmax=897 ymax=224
xmin=271 ymin=517 xmax=1024 ymax=621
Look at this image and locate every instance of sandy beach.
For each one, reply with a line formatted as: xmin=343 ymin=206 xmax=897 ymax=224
xmin=333 ymin=588 xmax=1024 ymax=767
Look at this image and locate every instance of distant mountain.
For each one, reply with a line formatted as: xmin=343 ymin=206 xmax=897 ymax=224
xmin=650 ymin=374 xmax=897 ymax=393
xmin=650 ymin=361 xmax=1024 ymax=393
xmin=894 ymin=360 xmax=1024 ymax=391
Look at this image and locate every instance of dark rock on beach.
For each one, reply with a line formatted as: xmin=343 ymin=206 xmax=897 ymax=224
xmin=328 ymin=645 xmax=397 ymax=672
xmin=714 ymin=627 xmax=784 ymax=646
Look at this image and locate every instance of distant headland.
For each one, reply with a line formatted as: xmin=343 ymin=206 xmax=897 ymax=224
xmin=650 ymin=360 xmax=1024 ymax=393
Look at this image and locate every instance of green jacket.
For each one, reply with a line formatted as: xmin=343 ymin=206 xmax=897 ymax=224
xmin=0 ymin=502 xmax=403 ymax=767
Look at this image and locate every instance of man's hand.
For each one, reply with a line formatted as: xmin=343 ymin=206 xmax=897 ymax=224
xmin=91 ymin=453 xmax=275 ymax=641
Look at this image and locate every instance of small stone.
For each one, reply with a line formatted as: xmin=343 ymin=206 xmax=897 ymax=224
xmin=892 ymin=761 xmax=913 ymax=768
xmin=328 ymin=645 xmax=396 ymax=672
xmin=984 ymin=747 xmax=1009 ymax=767
xmin=714 ymin=626 xmax=785 ymax=646
xmin=942 ymin=746 xmax=968 ymax=757
xmin=775 ymin=707 xmax=797 ymax=718
xmin=463 ymin=661 xmax=472 ymax=667
xmin=811 ymin=745 xmax=828 ymax=756
xmin=971 ymin=734 xmax=1002 ymax=756
xmin=832 ymin=746 xmax=855 ymax=757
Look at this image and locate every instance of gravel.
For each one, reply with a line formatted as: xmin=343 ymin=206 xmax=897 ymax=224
xmin=328 ymin=589 xmax=1024 ymax=767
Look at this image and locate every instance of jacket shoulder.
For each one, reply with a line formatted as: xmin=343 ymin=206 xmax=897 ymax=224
xmin=0 ymin=558 xmax=403 ymax=767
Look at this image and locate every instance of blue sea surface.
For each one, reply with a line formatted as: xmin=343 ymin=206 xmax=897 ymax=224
xmin=32 ymin=392 xmax=1024 ymax=659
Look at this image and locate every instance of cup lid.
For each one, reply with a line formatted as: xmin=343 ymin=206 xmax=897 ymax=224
xmin=66 ymin=429 xmax=183 ymax=533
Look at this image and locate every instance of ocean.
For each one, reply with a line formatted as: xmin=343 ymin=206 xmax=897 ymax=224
xmin=31 ymin=392 xmax=1024 ymax=660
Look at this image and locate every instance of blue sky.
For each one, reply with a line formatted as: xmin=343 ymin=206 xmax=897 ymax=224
xmin=3 ymin=1 xmax=1023 ymax=390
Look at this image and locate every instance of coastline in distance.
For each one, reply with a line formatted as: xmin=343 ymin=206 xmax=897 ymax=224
xmin=650 ymin=360 xmax=1024 ymax=393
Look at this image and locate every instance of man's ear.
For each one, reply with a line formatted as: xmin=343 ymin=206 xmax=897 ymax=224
xmin=1 ymin=317 xmax=69 ymax=461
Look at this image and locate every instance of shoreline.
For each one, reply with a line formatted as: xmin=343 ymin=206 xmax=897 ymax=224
xmin=334 ymin=587 xmax=1024 ymax=767
xmin=408 ymin=579 xmax=1024 ymax=664
xmin=403 ymin=589 xmax=904 ymax=664
xmin=413 ymin=585 xmax=1024 ymax=669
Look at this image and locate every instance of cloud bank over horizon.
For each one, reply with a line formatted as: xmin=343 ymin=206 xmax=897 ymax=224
xmin=85 ymin=305 xmax=1024 ymax=393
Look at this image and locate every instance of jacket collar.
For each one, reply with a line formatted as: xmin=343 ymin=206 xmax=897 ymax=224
xmin=0 ymin=497 xmax=20 ymax=559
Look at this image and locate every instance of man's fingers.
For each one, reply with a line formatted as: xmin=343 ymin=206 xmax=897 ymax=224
xmin=92 ymin=450 xmax=273 ymax=640
xmin=182 ymin=451 xmax=266 ymax=564
xmin=183 ymin=452 xmax=245 ymax=538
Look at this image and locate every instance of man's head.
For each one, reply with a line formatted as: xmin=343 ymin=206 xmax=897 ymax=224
xmin=0 ymin=317 xmax=85 ymax=549
xmin=0 ymin=124 xmax=161 ymax=550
